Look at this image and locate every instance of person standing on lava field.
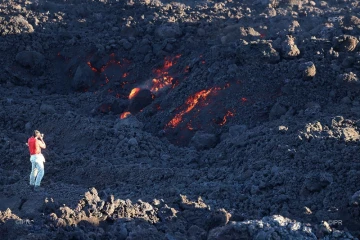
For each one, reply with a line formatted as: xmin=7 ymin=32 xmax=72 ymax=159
xmin=27 ymin=130 xmax=46 ymax=191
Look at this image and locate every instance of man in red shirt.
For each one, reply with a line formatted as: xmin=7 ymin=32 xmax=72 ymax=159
xmin=28 ymin=130 xmax=46 ymax=191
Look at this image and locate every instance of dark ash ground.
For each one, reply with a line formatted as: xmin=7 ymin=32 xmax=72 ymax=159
xmin=1 ymin=0 xmax=360 ymax=239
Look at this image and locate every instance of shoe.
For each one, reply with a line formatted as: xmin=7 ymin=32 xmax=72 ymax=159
xmin=34 ymin=186 xmax=44 ymax=192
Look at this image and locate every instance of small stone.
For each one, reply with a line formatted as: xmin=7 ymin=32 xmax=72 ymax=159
xmin=278 ymin=126 xmax=288 ymax=133
xmin=300 ymin=61 xmax=316 ymax=79
xmin=282 ymin=36 xmax=300 ymax=58
xmin=229 ymin=125 xmax=247 ymax=136
xmin=40 ymin=104 xmax=56 ymax=114
xmin=120 ymin=39 xmax=132 ymax=50
xmin=190 ymin=131 xmax=217 ymax=150
xmin=197 ymin=28 xmax=205 ymax=36
xmin=128 ymin=137 xmax=138 ymax=146
xmin=319 ymin=221 xmax=332 ymax=234
xmin=269 ymin=102 xmax=287 ymax=120
xmin=350 ymin=190 xmax=360 ymax=205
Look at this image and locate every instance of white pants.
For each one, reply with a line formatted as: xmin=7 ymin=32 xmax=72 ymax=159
xmin=29 ymin=154 xmax=45 ymax=187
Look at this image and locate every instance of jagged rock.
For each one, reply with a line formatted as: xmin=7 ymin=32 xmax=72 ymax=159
xmin=190 ymin=132 xmax=217 ymax=150
xmin=229 ymin=125 xmax=247 ymax=137
xmin=303 ymin=173 xmax=332 ymax=192
xmin=333 ymin=35 xmax=359 ymax=52
xmin=282 ymin=36 xmax=300 ymax=58
xmin=236 ymin=41 xmax=280 ymax=64
xmin=337 ymin=72 xmax=359 ymax=84
xmin=128 ymin=137 xmax=138 ymax=146
xmin=120 ymin=39 xmax=133 ymax=50
xmin=299 ymin=61 xmax=316 ymax=79
xmin=114 ymin=116 xmax=144 ymax=130
xmin=206 ymin=208 xmax=231 ymax=230
xmin=155 ymin=24 xmax=182 ymax=39
xmin=341 ymin=127 xmax=360 ymax=142
xmin=15 ymin=51 xmax=45 ymax=75
xmin=40 ymin=104 xmax=56 ymax=114
xmin=269 ymin=102 xmax=287 ymax=120
xmin=350 ymin=190 xmax=360 ymax=206
xmin=72 ymin=63 xmax=95 ymax=91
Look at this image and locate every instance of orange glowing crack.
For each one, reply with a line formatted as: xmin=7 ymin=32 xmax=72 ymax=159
xmin=219 ymin=110 xmax=234 ymax=126
xmin=150 ymin=55 xmax=181 ymax=92
xmin=166 ymin=88 xmax=219 ymax=128
xmin=120 ymin=112 xmax=131 ymax=119
xmin=87 ymin=61 xmax=98 ymax=73
xmin=129 ymin=88 xmax=141 ymax=99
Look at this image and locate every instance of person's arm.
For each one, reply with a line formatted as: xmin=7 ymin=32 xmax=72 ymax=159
xmin=37 ymin=138 xmax=46 ymax=149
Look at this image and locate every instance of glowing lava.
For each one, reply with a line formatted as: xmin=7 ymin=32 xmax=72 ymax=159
xmin=120 ymin=112 xmax=131 ymax=119
xmin=150 ymin=55 xmax=181 ymax=92
xmin=129 ymin=88 xmax=141 ymax=99
xmin=87 ymin=53 xmax=126 ymax=74
xmin=219 ymin=110 xmax=235 ymax=126
xmin=166 ymin=87 xmax=220 ymax=128
xmin=87 ymin=61 xmax=98 ymax=72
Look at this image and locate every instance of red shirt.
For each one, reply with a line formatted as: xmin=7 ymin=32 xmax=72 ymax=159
xmin=28 ymin=137 xmax=45 ymax=155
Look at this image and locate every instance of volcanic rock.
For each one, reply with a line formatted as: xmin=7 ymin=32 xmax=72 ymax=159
xmin=15 ymin=51 xmax=45 ymax=75
xmin=40 ymin=104 xmax=56 ymax=114
xmin=341 ymin=127 xmax=360 ymax=142
xmin=337 ymin=72 xmax=359 ymax=84
xmin=155 ymin=24 xmax=182 ymax=39
xmin=350 ymin=190 xmax=360 ymax=206
xmin=128 ymin=89 xmax=153 ymax=114
xmin=282 ymin=35 xmax=300 ymax=58
xmin=115 ymin=115 xmax=144 ymax=129
xmin=206 ymin=208 xmax=231 ymax=230
xmin=229 ymin=125 xmax=247 ymax=137
xmin=269 ymin=102 xmax=287 ymax=120
xmin=190 ymin=132 xmax=218 ymax=150
xmin=236 ymin=41 xmax=280 ymax=64
xmin=303 ymin=173 xmax=332 ymax=192
xmin=299 ymin=61 xmax=316 ymax=79
xmin=120 ymin=38 xmax=133 ymax=50
xmin=1 ymin=0 xmax=360 ymax=239
xmin=333 ymin=35 xmax=359 ymax=52
xmin=72 ymin=63 xmax=95 ymax=91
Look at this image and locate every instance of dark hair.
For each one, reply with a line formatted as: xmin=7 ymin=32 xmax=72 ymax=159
xmin=33 ymin=130 xmax=40 ymax=137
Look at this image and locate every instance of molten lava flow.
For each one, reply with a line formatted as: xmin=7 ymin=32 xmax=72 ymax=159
xmin=219 ymin=110 xmax=234 ymax=126
xmin=87 ymin=61 xmax=98 ymax=73
xmin=150 ymin=55 xmax=181 ymax=92
xmin=129 ymin=88 xmax=141 ymax=99
xmin=166 ymin=87 xmax=219 ymax=128
xmin=120 ymin=112 xmax=131 ymax=119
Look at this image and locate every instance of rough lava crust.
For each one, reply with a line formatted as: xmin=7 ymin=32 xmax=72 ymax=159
xmin=1 ymin=0 xmax=360 ymax=239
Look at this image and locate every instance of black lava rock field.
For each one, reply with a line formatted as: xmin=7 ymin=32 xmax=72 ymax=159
xmin=1 ymin=0 xmax=360 ymax=239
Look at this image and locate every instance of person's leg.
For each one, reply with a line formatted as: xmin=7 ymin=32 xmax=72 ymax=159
xmin=29 ymin=156 xmax=38 ymax=186
xmin=34 ymin=156 xmax=45 ymax=187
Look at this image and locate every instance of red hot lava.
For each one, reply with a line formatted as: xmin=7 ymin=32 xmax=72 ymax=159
xmin=129 ymin=88 xmax=141 ymax=100
xmin=219 ymin=110 xmax=235 ymax=126
xmin=120 ymin=112 xmax=131 ymax=119
xmin=150 ymin=55 xmax=181 ymax=92
xmin=166 ymin=87 xmax=220 ymax=128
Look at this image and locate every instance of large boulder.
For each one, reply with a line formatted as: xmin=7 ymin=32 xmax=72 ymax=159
xmin=155 ymin=24 xmax=182 ymax=39
xmin=333 ymin=35 xmax=359 ymax=52
xmin=15 ymin=51 xmax=45 ymax=75
xmin=190 ymin=131 xmax=217 ymax=150
xmin=72 ymin=63 xmax=95 ymax=91
xmin=281 ymin=36 xmax=300 ymax=59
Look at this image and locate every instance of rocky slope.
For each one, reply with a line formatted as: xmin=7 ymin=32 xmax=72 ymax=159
xmin=1 ymin=0 xmax=360 ymax=239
